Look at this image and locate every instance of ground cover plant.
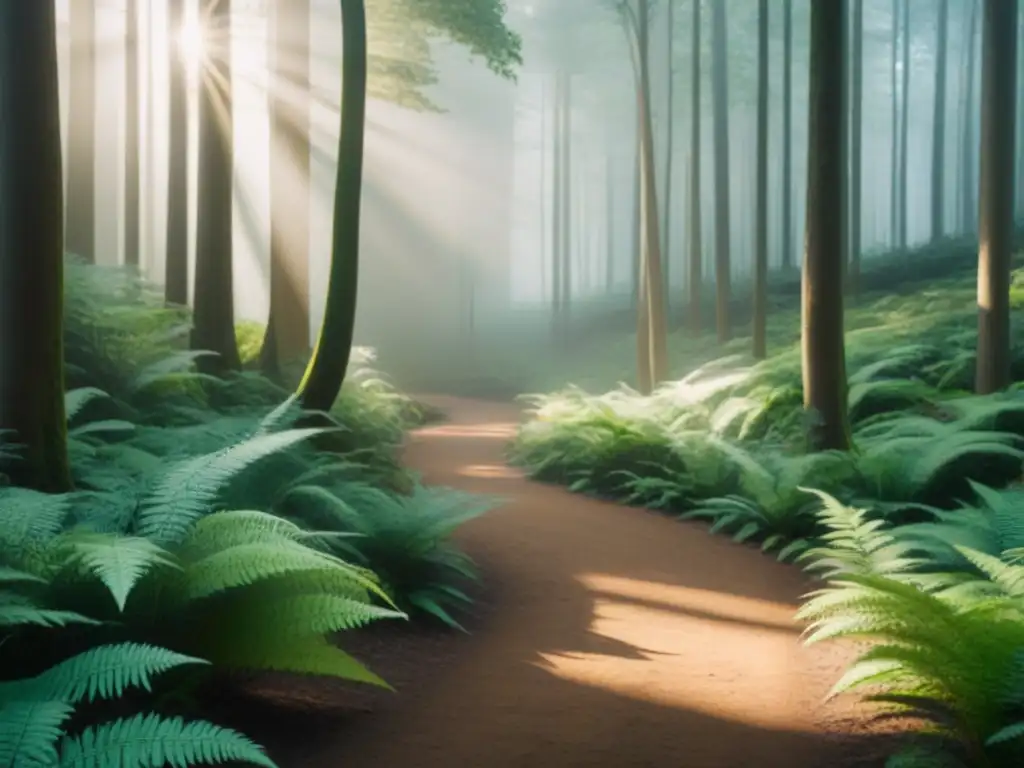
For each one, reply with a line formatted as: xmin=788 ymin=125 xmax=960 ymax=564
xmin=0 ymin=260 xmax=491 ymax=766
xmin=508 ymin=238 xmax=1024 ymax=767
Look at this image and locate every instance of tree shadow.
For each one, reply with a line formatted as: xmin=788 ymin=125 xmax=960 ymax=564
xmin=215 ymin=396 xmax=905 ymax=767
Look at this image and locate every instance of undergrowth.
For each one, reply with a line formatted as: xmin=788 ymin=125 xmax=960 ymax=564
xmin=0 ymin=259 xmax=488 ymax=766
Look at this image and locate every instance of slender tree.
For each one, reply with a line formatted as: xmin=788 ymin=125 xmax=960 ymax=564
xmin=124 ymin=0 xmax=140 ymax=267
xmin=0 ymin=0 xmax=71 ymax=491
xmin=960 ymin=0 xmax=980 ymax=233
xmin=687 ymin=0 xmax=702 ymax=330
xmin=261 ymin=0 xmax=313 ymax=375
xmin=165 ymin=0 xmax=189 ymax=304
xmin=931 ymin=0 xmax=949 ymax=241
xmin=975 ymin=0 xmax=1018 ymax=394
xmin=192 ymin=0 xmax=242 ymax=374
xmin=710 ymin=0 xmax=731 ymax=343
xmin=661 ymin=0 xmax=675 ymax=311
xmin=296 ymin=0 xmax=368 ymax=412
xmin=66 ymin=0 xmax=96 ymax=263
xmin=890 ymin=0 xmax=899 ymax=247
xmin=898 ymin=0 xmax=910 ymax=250
xmin=849 ymin=0 xmax=863 ymax=297
xmin=752 ymin=0 xmax=768 ymax=359
xmin=781 ymin=0 xmax=793 ymax=270
xmin=803 ymin=0 xmax=851 ymax=452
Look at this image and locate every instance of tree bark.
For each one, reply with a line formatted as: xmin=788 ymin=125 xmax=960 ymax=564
xmin=0 ymin=1 xmax=71 ymax=491
xmin=192 ymin=0 xmax=241 ymax=374
xmin=802 ymin=0 xmax=852 ymax=452
xmin=66 ymin=0 xmax=96 ymax=263
xmin=898 ymin=0 xmax=910 ymax=250
xmin=975 ymin=0 xmax=1018 ymax=394
xmin=296 ymin=0 xmax=368 ymax=412
xmin=261 ymin=0 xmax=312 ymax=375
xmin=711 ymin=0 xmax=731 ymax=343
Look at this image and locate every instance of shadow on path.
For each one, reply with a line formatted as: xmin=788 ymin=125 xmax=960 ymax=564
xmin=247 ymin=396 xmax=902 ymax=768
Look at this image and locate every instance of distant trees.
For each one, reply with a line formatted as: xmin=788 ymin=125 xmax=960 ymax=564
xmin=752 ymin=0 xmax=768 ymax=360
xmin=0 ymin=1 xmax=71 ymax=491
xmin=66 ymin=0 xmax=96 ymax=264
xmin=710 ymin=0 xmax=731 ymax=344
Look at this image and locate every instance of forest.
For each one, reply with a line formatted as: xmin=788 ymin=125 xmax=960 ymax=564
xmin=0 ymin=0 xmax=1022 ymax=767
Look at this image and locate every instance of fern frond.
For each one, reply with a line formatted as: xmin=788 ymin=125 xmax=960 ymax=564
xmin=58 ymin=713 xmax=275 ymax=768
xmin=137 ymin=428 xmax=326 ymax=546
xmin=0 ymin=700 xmax=74 ymax=767
xmin=57 ymin=532 xmax=178 ymax=611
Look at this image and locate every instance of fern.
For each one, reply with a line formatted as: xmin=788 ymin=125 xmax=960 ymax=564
xmin=0 ymin=643 xmax=274 ymax=768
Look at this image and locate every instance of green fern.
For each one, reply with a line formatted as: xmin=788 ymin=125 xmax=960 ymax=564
xmin=0 ymin=643 xmax=274 ymax=768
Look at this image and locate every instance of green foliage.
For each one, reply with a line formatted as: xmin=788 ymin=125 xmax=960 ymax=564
xmin=0 ymin=642 xmax=274 ymax=768
xmin=797 ymin=491 xmax=1024 ymax=767
xmin=278 ymin=481 xmax=493 ymax=629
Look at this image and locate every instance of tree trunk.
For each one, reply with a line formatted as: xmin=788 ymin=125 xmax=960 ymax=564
xmin=124 ymin=0 xmax=140 ymax=268
xmin=165 ymin=0 xmax=189 ymax=305
xmin=191 ymin=0 xmax=241 ymax=375
xmin=560 ymin=71 xmax=573 ymax=342
xmin=662 ymin=0 xmax=675 ymax=314
xmin=961 ymin=0 xmax=980 ymax=233
xmin=637 ymin=0 xmax=668 ymax=387
xmin=931 ymin=0 xmax=949 ymax=241
xmin=66 ymin=0 xmax=95 ymax=263
xmin=0 ymin=0 xmax=71 ymax=491
xmin=711 ymin=0 xmax=731 ymax=343
xmin=890 ymin=0 xmax=899 ymax=247
xmin=539 ymin=84 xmax=548 ymax=300
xmin=687 ymin=0 xmax=702 ymax=331
xmin=803 ymin=0 xmax=852 ymax=453
xmin=261 ymin=0 xmax=312 ymax=375
xmin=781 ymin=0 xmax=793 ymax=270
xmin=975 ymin=0 xmax=1018 ymax=394
xmin=551 ymin=72 xmax=562 ymax=331
xmin=849 ymin=0 xmax=863 ymax=298
xmin=605 ymin=152 xmax=615 ymax=289
xmin=753 ymin=0 xmax=769 ymax=360
xmin=898 ymin=0 xmax=910 ymax=250
xmin=296 ymin=0 xmax=367 ymax=412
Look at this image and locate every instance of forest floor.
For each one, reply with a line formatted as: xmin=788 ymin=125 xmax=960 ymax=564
xmin=223 ymin=396 xmax=908 ymax=768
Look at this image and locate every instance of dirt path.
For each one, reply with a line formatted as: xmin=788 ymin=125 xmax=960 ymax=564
xmin=264 ymin=396 xmax=898 ymax=768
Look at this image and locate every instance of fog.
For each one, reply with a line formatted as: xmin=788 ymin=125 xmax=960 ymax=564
xmin=53 ymin=0 xmax=992 ymax=391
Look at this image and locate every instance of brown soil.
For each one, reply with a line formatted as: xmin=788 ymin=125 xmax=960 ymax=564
xmin=226 ymin=396 xmax=905 ymax=768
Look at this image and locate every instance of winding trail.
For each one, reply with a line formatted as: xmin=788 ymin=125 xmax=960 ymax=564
xmin=268 ymin=396 xmax=897 ymax=767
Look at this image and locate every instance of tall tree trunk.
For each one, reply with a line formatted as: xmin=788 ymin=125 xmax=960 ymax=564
xmin=165 ymin=0 xmax=189 ymax=305
xmin=0 ymin=0 xmax=71 ymax=491
xmin=1017 ymin=10 xmax=1024 ymax=219
xmin=67 ymin=0 xmax=95 ymax=263
xmin=124 ymin=0 xmax=140 ymax=267
xmin=605 ymin=152 xmax=615 ymax=289
xmin=898 ymin=0 xmax=910 ymax=250
xmin=297 ymin=0 xmax=367 ymax=411
xmin=781 ymin=0 xmax=793 ymax=270
xmin=261 ymin=0 xmax=312 ymax=375
xmin=631 ymin=117 xmax=641 ymax=312
xmin=551 ymin=72 xmax=562 ymax=330
xmin=890 ymin=0 xmax=899 ymax=248
xmin=849 ymin=0 xmax=863 ymax=297
xmin=191 ymin=0 xmax=241 ymax=374
xmin=975 ymin=0 xmax=1018 ymax=394
xmin=803 ymin=0 xmax=851 ymax=453
xmin=688 ymin=0 xmax=702 ymax=331
xmin=711 ymin=0 xmax=731 ymax=343
xmin=961 ymin=0 xmax=980 ymax=233
xmin=753 ymin=0 xmax=769 ymax=360
xmin=662 ymin=0 xmax=675 ymax=313
xmin=637 ymin=0 xmax=669 ymax=387
xmin=931 ymin=0 xmax=949 ymax=241
xmin=560 ymin=72 xmax=573 ymax=342
xmin=540 ymin=85 xmax=548 ymax=300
